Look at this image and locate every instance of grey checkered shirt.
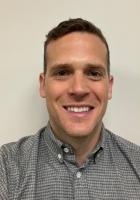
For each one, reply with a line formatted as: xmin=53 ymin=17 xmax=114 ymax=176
xmin=0 ymin=123 xmax=140 ymax=199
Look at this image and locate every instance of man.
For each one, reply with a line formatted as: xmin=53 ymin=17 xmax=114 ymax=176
xmin=0 ymin=18 xmax=140 ymax=199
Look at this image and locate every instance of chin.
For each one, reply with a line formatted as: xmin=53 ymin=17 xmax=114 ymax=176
xmin=63 ymin=125 xmax=95 ymax=138
xmin=65 ymin=120 xmax=102 ymax=137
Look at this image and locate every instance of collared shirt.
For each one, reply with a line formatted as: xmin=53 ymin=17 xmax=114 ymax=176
xmin=0 ymin=123 xmax=140 ymax=200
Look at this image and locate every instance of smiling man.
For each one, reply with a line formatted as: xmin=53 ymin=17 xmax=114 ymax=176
xmin=0 ymin=18 xmax=140 ymax=199
xmin=39 ymin=30 xmax=113 ymax=166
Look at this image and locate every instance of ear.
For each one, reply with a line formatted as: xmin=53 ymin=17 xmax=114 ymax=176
xmin=108 ymin=75 xmax=114 ymax=100
xmin=39 ymin=73 xmax=46 ymax=98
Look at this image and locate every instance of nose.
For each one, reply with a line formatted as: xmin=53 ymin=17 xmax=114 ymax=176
xmin=68 ymin=72 xmax=90 ymax=98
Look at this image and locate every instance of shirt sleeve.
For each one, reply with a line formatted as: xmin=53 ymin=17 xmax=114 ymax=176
xmin=0 ymin=147 xmax=8 ymax=200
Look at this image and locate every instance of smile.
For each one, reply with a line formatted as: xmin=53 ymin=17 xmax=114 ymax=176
xmin=65 ymin=107 xmax=92 ymax=113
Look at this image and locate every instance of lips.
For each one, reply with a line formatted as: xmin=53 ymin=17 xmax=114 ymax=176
xmin=64 ymin=106 xmax=93 ymax=113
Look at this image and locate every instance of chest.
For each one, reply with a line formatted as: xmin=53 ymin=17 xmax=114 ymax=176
xmin=34 ymin=156 xmax=140 ymax=200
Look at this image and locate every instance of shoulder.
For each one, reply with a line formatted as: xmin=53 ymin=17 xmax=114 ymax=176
xmin=0 ymin=126 xmax=46 ymax=160
xmin=103 ymin=128 xmax=140 ymax=180
xmin=0 ymin=127 xmax=46 ymax=198
xmin=105 ymin=128 xmax=140 ymax=161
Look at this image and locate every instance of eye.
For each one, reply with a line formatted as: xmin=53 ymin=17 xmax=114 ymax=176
xmin=53 ymin=70 xmax=70 ymax=80
xmin=89 ymin=71 xmax=100 ymax=77
xmin=88 ymin=71 xmax=101 ymax=77
xmin=56 ymin=70 xmax=69 ymax=76
xmin=87 ymin=70 xmax=102 ymax=80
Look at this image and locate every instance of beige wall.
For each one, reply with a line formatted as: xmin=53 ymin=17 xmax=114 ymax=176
xmin=0 ymin=0 xmax=140 ymax=146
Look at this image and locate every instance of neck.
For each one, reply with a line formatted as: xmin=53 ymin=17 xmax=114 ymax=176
xmin=73 ymin=130 xmax=101 ymax=166
xmin=52 ymin=123 xmax=102 ymax=166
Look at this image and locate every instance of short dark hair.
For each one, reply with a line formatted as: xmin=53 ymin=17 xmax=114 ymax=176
xmin=44 ymin=18 xmax=110 ymax=74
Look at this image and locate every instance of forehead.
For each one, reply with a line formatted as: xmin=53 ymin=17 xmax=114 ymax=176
xmin=46 ymin=32 xmax=107 ymax=67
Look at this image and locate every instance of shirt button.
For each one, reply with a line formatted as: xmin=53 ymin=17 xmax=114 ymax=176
xmin=97 ymin=153 xmax=100 ymax=158
xmin=63 ymin=148 xmax=69 ymax=153
xmin=58 ymin=154 xmax=62 ymax=159
xmin=76 ymin=172 xmax=81 ymax=178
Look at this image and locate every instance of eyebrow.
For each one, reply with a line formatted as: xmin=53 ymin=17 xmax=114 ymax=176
xmin=49 ymin=63 xmax=106 ymax=73
xmin=85 ymin=63 xmax=106 ymax=73
xmin=50 ymin=64 xmax=71 ymax=70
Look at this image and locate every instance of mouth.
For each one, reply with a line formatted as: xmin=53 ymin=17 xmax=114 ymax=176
xmin=64 ymin=106 xmax=93 ymax=113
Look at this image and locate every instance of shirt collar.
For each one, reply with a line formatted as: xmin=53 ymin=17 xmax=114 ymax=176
xmin=97 ymin=123 xmax=107 ymax=149
xmin=44 ymin=122 xmax=107 ymax=163
xmin=86 ymin=124 xmax=107 ymax=163
xmin=44 ymin=122 xmax=64 ymax=163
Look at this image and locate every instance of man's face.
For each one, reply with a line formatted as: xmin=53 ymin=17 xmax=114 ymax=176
xmin=40 ymin=32 xmax=113 ymax=141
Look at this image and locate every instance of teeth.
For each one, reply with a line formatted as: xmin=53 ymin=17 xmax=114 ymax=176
xmin=67 ymin=107 xmax=90 ymax=112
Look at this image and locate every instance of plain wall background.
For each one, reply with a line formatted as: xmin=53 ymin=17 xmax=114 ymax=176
xmin=0 ymin=0 xmax=140 ymax=146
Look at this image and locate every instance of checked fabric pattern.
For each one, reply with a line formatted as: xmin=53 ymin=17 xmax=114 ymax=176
xmin=0 ymin=123 xmax=140 ymax=199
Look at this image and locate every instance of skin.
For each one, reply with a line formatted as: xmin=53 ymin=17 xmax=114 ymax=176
xmin=39 ymin=32 xmax=113 ymax=165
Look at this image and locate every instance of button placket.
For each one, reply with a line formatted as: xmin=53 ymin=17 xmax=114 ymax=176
xmin=73 ymin=169 xmax=89 ymax=200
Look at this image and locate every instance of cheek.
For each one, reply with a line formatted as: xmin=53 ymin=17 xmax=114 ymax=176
xmin=46 ymin=81 xmax=67 ymax=101
xmin=92 ymin=84 xmax=109 ymax=102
